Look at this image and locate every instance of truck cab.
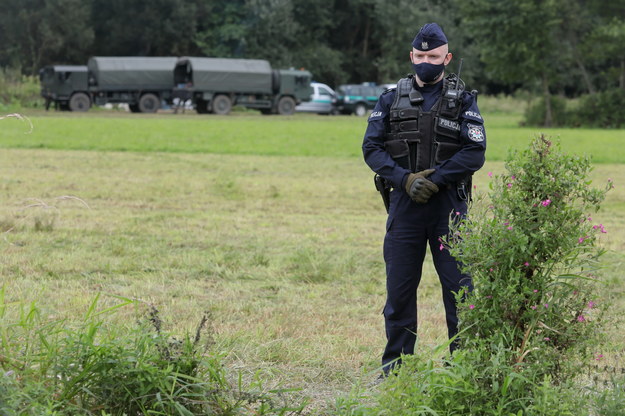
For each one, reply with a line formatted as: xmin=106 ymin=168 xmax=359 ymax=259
xmin=39 ymin=65 xmax=89 ymax=111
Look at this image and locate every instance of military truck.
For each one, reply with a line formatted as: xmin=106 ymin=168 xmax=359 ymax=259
xmin=39 ymin=65 xmax=89 ymax=111
xmin=87 ymin=56 xmax=178 ymax=113
xmin=40 ymin=57 xmax=178 ymax=112
xmin=173 ymin=57 xmax=312 ymax=115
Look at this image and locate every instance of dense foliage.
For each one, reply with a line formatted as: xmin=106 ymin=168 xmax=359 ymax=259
xmin=0 ymin=0 xmax=623 ymax=98
xmin=525 ymin=90 xmax=625 ymax=128
xmin=0 ymin=70 xmax=41 ymax=110
xmin=449 ymin=136 xmax=611 ymax=377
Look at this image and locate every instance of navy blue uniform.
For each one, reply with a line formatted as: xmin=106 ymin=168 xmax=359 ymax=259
xmin=363 ymin=79 xmax=486 ymax=372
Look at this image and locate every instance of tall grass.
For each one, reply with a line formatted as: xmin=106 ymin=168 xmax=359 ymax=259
xmin=0 ymin=69 xmax=41 ymax=110
xmin=0 ymin=289 xmax=306 ymax=415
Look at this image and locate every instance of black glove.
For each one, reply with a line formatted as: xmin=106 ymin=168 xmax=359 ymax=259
xmin=404 ymin=169 xmax=439 ymax=204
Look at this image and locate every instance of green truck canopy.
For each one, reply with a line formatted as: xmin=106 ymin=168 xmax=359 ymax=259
xmin=88 ymin=57 xmax=177 ymax=90
xmin=175 ymin=57 xmax=273 ymax=94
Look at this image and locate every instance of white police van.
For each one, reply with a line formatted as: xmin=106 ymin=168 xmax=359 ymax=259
xmin=295 ymin=82 xmax=337 ymax=115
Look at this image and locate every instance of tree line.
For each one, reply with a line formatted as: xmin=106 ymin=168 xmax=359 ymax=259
xmin=1 ymin=1 xmax=623 ymax=112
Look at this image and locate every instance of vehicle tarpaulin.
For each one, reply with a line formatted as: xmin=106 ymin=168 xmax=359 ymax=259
xmin=175 ymin=57 xmax=273 ymax=94
xmin=88 ymin=57 xmax=177 ymax=90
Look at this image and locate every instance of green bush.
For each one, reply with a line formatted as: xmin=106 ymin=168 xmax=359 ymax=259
xmin=334 ymin=135 xmax=616 ymax=415
xmin=0 ymin=68 xmax=42 ymax=110
xmin=0 ymin=290 xmax=306 ymax=415
xmin=523 ymin=95 xmax=569 ymax=127
xmin=524 ymin=90 xmax=625 ymax=128
xmin=569 ymin=89 xmax=625 ymax=128
xmin=449 ymin=135 xmax=611 ymax=381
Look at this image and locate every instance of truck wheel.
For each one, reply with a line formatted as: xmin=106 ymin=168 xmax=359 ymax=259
xmin=195 ymin=99 xmax=209 ymax=114
xmin=354 ymin=103 xmax=367 ymax=117
xmin=69 ymin=93 xmax=91 ymax=112
xmin=212 ymin=95 xmax=232 ymax=115
xmin=138 ymin=93 xmax=160 ymax=113
xmin=277 ymin=96 xmax=296 ymax=115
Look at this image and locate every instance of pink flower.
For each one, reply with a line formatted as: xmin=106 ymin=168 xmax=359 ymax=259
xmin=531 ymin=305 xmax=537 ymax=310
xmin=544 ymin=303 xmax=549 ymax=308
xmin=533 ymin=289 xmax=538 ymax=293
xmin=593 ymin=224 xmax=607 ymax=233
xmin=511 ymin=175 xmax=516 ymax=180
xmin=524 ymin=262 xmax=530 ymax=267
xmin=577 ymin=315 xmax=586 ymax=322
xmin=469 ymin=304 xmax=475 ymax=310
xmin=544 ymin=337 xmax=550 ymax=341
xmin=485 ymin=295 xmax=493 ymax=299
xmin=578 ymin=236 xmax=589 ymax=244
xmin=587 ymin=301 xmax=596 ymax=309
xmin=489 ymin=268 xmax=494 ymax=272
xmin=541 ymin=199 xmax=551 ymax=207
xmin=595 ymin=354 xmax=604 ymax=361
xmin=439 ymin=243 xmax=444 ymax=251
xmin=488 ymin=172 xmax=493 ymax=177
xmin=507 ymin=183 xmax=513 ymax=189
xmin=507 ymin=226 xmax=513 ymax=230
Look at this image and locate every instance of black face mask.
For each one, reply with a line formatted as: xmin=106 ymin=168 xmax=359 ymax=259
xmin=412 ymin=61 xmax=445 ymax=84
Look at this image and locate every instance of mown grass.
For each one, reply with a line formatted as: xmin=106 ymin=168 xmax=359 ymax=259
xmin=2 ymin=110 xmax=625 ymax=163
xmin=1 ymin=109 xmax=624 ymax=412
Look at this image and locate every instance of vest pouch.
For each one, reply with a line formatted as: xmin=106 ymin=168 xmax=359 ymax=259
xmin=434 ymin=116 xmax=462 ymax=140
xmin=384 ymin=139 xmax=415 ymax=171
xmin=433 ymin=141 xmax=462 ymax=165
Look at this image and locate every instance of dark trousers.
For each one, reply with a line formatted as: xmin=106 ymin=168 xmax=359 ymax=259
xmin=381 ymin=188 xmax=472 ymax=373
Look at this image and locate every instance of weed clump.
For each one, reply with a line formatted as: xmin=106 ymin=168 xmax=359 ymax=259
xmin=0 ymin=291 xmax=306 ymax=415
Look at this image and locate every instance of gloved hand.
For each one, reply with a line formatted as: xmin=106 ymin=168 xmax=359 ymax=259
xmin=404 ymin=169 xmax=439 ymax=204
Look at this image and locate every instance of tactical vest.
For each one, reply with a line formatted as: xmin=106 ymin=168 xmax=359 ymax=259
xmin=385 ymin=74 xmax=464 ymax=173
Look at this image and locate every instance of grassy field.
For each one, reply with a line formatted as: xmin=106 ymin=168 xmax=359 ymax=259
xmin=3 ymin=109 xmax=625 ymax=163
xmin=1 ymin=109 xmax=624 ymax=412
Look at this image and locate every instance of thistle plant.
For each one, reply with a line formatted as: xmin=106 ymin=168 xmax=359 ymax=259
xmin=446 ymin=134 xmax=613 ymax=380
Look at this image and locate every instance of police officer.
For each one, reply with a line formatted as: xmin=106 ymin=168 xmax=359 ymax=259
xmin=362 ymin=23 xmax=486 ymax=375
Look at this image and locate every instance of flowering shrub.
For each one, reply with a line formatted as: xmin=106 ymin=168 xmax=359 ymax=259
xmin=446 ymin=134 xmax=612 ymax=383
xmin=335 ymin=135 xmax=616 ymax=415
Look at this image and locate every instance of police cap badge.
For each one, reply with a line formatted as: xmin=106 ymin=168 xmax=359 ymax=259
xmin=412 ymin=23 xmax=448 ymax=51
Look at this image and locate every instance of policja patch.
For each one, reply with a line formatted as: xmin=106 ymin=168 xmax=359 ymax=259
xmin=467 ymin=123 xmax=485 ymax=142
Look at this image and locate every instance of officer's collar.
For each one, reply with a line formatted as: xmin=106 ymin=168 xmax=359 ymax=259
xmin=415 ymin=79 xmax=444 ymax=94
